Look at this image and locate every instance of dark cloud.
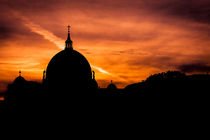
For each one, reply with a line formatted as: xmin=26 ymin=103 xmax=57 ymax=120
xmin=0 ymin=11 xmax=30 ymax=41
xmin=127 ymin=55 xmax=175 ymax=69
xmin=143 ymin=0 xmax=210 ymax=24
xmin=0 ymin=7 xmax=16 ymax=40
xmin=1 ymin=0 xmax=56 ymax=11
xmin=1 ymin=0 xmax=104 ymax=13
xmin=2 ymin=0 xmax=210 ymax=24
xmin=0 ymin=26 xmax=13 ymax=40
xmin=178 ymin=63 xmax=210 ymax=73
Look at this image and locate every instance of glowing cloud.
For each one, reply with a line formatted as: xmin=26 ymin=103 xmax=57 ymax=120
xmin=19 ymin=16 xmax=112 ymax=75
xmin=91 ymin=65 xmax=112 ymax=75
xmin=19 ymin=16 xmax=64 ymax=49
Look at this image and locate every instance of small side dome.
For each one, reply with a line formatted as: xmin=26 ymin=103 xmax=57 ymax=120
xmin=13 ymin=71 xmax=26 ymax=85
xmin=107 ymin=80 xmax=117 ymax=90
xmin=14 ymin=76 xmax=26 ymax=84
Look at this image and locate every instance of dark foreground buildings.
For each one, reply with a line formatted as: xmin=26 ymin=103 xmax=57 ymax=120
xmin=2 ymin=27 xmax=210 ymax=105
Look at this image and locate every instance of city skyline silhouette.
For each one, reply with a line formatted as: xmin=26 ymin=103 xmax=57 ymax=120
xmin=1 ymin=27 xmax=210 ymax=104
xmin=1 ymin=0 xmax=210 ymax=103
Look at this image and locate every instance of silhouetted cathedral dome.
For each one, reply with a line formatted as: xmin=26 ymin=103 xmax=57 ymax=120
xmin=46 ymin=49 xmax=92 ymax=85
xmin=14 ymin=71 xmax=26 ymax=84
xmin=45 ymin=26 xmax=93 ymax=91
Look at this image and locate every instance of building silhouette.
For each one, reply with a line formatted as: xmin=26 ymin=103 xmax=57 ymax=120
xmin=107 ymin=80 xmax=117 ymax=90
xmin=5 ymin=71 xmax=41 ymax=104
xmin=2 ymin=26 xmax=210 ymax=105
xmin=44 ymin=26 xmax=98 ymax=94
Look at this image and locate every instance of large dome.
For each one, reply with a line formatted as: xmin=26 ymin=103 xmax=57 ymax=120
xmin=45 ymin=26 xmax=97 ymax=93
xmin=46 ymin=49 xmax=92 ymax=90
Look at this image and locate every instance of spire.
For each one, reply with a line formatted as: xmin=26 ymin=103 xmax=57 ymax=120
xmin=68 ymin=25 xmax=70 ymax=33
xmin=19 ymin=70 xmax=21 ymax=76
xmin=65 ymin=25 xmax=73 ymax=50
xmin=92 ymin=71 xmax=95 ymax=80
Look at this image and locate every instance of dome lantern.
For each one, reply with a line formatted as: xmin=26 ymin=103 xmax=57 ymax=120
xmin=65 ymin=25 xmax=73 ymax=50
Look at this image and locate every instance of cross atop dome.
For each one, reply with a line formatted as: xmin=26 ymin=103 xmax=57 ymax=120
xmin=65 ymin=25 xmax=73 ymax=50
xmin=68 ymin=25 xmax=70 ymax=33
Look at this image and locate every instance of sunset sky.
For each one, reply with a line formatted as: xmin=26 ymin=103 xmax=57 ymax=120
xmin=0 ymin=0 xmax=210 ymax=92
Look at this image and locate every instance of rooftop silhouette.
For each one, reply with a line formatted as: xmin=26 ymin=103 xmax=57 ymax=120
xmin=1 ymin=27 xmax=210 ymax=106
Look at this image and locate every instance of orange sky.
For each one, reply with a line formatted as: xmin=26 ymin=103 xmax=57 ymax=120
xmin=0 ymin=0 xmax=210 ymax=93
